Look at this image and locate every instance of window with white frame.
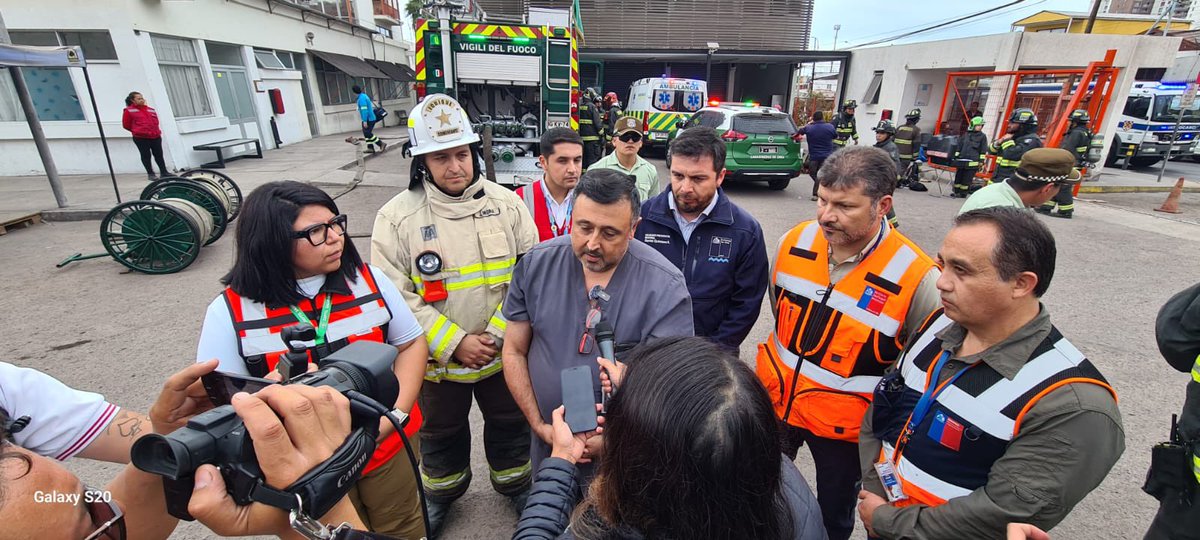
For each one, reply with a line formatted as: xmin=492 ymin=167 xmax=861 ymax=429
xmin=2 ymin=31 xmax=97 ymax=121
xmin=152 ymin=35 xmax=212 ymax=118
xmin=863 ymin=71 xmax=884 ymax=105
xmin=8 ymin=30 xmax=117 ymax=61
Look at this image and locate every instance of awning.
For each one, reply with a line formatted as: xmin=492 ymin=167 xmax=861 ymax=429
xmin=308 ymin=49 xmax=388 ymax=79
xmin=367 ymin=59 xmax=416 ymax=82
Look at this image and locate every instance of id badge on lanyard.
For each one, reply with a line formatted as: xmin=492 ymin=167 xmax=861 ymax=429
xmin=288 ymin=293 xmax=333 ymax=346
xmin=874 ymin=460 xmax=908 ymax=502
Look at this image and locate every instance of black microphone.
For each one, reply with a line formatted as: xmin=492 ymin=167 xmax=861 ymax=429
xmin=595 ymin=320 xmax=615 ymax=411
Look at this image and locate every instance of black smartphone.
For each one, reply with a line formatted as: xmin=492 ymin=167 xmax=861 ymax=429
xmin=560 ymin=365 xmax=599 ymax=434
xmin=201 ymin=370 xmax=277 ymax=406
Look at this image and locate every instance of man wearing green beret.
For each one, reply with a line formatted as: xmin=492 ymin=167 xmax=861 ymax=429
xmin=957 ymin=148 xmax=1081 ymax=215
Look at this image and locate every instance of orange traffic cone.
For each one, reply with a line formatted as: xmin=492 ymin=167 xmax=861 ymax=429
xmin=1155 ymin=177 xmax=1185 ymax=214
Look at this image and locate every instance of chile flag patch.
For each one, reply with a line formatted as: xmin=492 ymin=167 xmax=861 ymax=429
xmin=928 ymin=410 xmax=964 ymax=451
xmin=857 ymin=286 xmax=890 ymax=316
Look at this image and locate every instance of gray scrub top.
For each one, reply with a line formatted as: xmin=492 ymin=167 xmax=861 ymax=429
xmin=504 ymin=235 xmax=695 ymax=423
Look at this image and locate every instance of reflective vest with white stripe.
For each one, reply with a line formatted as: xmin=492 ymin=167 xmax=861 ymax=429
xmin=755 ymin=220 xmax=935 ymax=442
xmin=223 ymin=265 xmax=422 ymax=474
xmin=872 ymin=311 xmax=1116 ymax=507
xmin=224 ymin=264 xmax=393 ymax=374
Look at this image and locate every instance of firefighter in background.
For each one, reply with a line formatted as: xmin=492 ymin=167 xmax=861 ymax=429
xmin=988 ymin=108 xmax=1042 ymax=183
xmin=834 ymin=99 xmax=860 ymax=148
xmin=894 ymin=108 xmax=928 ymax=192
xmin=873 ymin=120 xmax=903 ymax=229
xmin=602 ymin=91 xmax=623 ymax=152
xmin=1038 ymin=109 xmax=1090 ymax=219
xmin=371 ymin=93 xmax=539 ymax=536
xmin=952 ymin=116 xmax=990 ymax=198
xmin=578 ymin=88 xmax=605 ymax=169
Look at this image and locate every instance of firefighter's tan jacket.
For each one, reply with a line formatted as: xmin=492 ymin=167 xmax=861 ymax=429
xmin=371 ymin=178 xmax=537 ymax=383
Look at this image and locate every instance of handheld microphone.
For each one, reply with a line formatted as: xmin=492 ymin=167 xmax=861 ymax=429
xmin=595 ymin=320 xmax=615 ymax=411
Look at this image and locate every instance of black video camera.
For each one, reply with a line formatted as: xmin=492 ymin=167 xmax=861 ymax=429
xmin=131 ymin=341 xmax=400 ymax=521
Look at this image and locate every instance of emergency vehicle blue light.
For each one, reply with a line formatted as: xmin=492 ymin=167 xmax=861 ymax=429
xmin=1159 ymin=82 xmax=1189 ymax=89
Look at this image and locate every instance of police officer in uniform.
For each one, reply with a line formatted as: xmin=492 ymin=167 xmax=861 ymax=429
xmin=834 ymin=99 xmax=860 ymax=148
xmin=988 ymin=108 xmax=1041 ymax=183
xmin=1038 ymin=109 xmax=1090 ymax=219
xmin=894 ymin=108 xmax=927 ymax=191
xmin=578 ymin=88 xmax=605 ymax=169
xmin=1145 ymin=281 xmax=1200 ymax=539
xmin=371 ymin=93 xmax=539 ymax=536
xmin=952 ymin=116 xmax=990 ymax=198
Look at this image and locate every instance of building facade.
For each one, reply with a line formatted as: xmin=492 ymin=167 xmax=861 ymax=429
xmin=1 ymin=0 xmax=417 ymax=176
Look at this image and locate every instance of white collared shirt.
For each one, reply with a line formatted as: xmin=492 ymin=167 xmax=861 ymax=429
xmin=669 ymin=191 xmax=720 ymax=244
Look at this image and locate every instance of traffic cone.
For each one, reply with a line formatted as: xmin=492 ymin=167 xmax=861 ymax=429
xmin=1155 ymin=177 xmax=1185 ymax=214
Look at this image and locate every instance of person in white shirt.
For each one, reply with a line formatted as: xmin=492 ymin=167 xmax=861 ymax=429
xmin=194 ymin=180 xmax=429 ymax=539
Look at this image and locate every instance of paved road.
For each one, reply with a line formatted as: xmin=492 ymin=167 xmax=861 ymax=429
xmin=3 ymin=156 xmax=1197 ymax=539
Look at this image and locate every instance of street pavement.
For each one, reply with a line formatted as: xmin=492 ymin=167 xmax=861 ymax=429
xmin=2 ymin=148 xmax=1198 ymax=539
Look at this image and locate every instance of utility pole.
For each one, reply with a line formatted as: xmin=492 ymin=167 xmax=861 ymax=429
xmin=1084 ymin=0 xmax=1101 ymax=34
xmin=833 ymin=24 xmax=841 ymax=51
xmin=0 ymin=11 xmax=68 ymax=208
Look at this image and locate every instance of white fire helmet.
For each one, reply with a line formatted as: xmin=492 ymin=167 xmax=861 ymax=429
xmin=409 ymin=93 xmax=480 ymax=157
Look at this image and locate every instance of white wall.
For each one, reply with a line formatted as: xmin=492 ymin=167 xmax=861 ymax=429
xmin=1 ymin=0 xmax=415 ymax=176
xmin=844 ymin=32 xmax=1180 ymax=150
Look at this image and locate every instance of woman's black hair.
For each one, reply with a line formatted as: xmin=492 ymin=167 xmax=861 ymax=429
xmin=573 ymin=337 xmax=793 ymax=540
xmin=0 ymin=412 xmax=33 ymax=506
xmin=407 ymin=142 xmax=484 ymax=191
xmin=125 ymin=91 xmax=141 ymax=106
xmin=221 ymin=181 xmax=364 ymax=307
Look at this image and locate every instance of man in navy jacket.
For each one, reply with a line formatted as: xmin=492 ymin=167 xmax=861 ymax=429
xmin=635 ymin=127 xmax=769 ymax=349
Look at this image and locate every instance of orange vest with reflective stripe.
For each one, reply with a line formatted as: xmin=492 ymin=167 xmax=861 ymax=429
xmin=223 ymin=265 xmax=422 ymax=474
xmin=755 ymin=221 xmax=935 ymax=442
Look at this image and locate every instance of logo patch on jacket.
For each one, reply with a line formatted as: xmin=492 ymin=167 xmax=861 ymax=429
xmin=928 ymin=410 xmax=964 ymax=451
xmin=642 ymin=233 xmax=671 ymax=245
xmin=421 ymin=225 xmax=437 ymax=241
xmin=708 ymin=236 xmax=733 ymax=263
xmin=857 ymin=286 xmax=889 ymax=316
xmin=476 ymin=208 xmax=500 ymax=218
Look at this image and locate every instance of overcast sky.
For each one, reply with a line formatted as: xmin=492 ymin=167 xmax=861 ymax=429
xmin=811 ymin=0 xmax=1101 ymax=50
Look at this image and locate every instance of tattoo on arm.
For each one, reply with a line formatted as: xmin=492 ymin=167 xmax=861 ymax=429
xmin=109 ymin=410 xmax=149 ymax=439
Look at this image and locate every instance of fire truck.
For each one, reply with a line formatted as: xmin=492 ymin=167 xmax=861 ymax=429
xmin=415 ymin=5 xmax=579 ymax=186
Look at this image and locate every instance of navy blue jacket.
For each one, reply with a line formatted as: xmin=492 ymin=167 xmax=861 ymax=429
xmin=634 ymin=188 xmax=768 ymax=349
xmin=798 ymin=121 xmax=837 ymax=160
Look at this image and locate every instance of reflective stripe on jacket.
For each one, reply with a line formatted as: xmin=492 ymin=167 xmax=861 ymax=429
xmin=517 ymin=180 xmax=571 ymax=242
xmin=872 ymin=311 xmax=1116 ymax=506
xmin=755 ymin=220 xmax=935 ymax=442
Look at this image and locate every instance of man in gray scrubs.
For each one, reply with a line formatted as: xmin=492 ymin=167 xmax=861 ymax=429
xmin=502 ymin=168 xmax=694 ymax=472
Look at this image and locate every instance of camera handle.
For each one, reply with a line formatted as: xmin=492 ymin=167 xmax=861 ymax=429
xmin=346 ymin=390 xmax=430 ymax=537
xmin=279 ymin=323 xmax=317 ymax=382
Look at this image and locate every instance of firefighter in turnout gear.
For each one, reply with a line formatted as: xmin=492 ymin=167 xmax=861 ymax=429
xmin=988 ymin=108 xmax=1042 ymax=183
xmin=895 ymin=108 xmax=927 ymax=191
xmin=874 ymin=120 xmax=903 ymax=229
xmin=578 ymin=88 xmax=605 ymax=169
xmin=834 ymin=99 xmax=860 ymax=148
xmin=602 ymin=91 xmax=622 ymax=151
xmin=756 ymin=145 xmax=942 ymax=540
xmin=1145 ymin=281 xmax=1200 ymax=539
xmin=1038 ymin=109 xmax=1090 ymax=219
xmin=953 ymin=116 xmax=990 ymax=198
xmin=370 ymin=94 xmax=539 ymax=536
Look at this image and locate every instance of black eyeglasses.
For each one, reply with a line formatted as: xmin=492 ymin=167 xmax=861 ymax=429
xmin=617 ymin=132 xmax=642 ymax=143
xmin=83 ymin=488 xmax=125 ymax=540
xmin=293 ymin=214 xmax=348 ymax=246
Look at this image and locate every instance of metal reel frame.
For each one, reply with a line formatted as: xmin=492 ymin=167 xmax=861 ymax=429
xmin=141 ymin=180 xmax=228 ymax=246
xmin=178 ymin=169 xmax=243 ymax=220
xmin=100 ymin=201 xmax=202 ymax=274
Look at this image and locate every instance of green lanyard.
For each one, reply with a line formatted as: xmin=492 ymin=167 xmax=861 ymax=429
xmin=288 ymin=294 xmax=333 ymax=345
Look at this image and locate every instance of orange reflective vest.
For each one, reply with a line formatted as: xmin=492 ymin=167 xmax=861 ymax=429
xmin=223 ymin=265 xmax=422 ymax=474
xmin=755 ymin=220 xmax=936 ymax=442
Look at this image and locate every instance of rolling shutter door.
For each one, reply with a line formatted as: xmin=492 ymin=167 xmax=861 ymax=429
xmin=455 ymin=53 xmax=540 ymax=86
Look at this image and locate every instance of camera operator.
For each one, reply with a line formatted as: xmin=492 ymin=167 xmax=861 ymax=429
xmin=0 ymin=360 xmax=399 ymax=539
xmin=512 ymin=337 xmax=825 ymax=540
xmin=1 ymin=361 xmax=154 ymax=464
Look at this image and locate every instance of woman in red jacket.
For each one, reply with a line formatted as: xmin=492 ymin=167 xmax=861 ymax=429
xmin=122 ymin=91 xmax=168 ymax=180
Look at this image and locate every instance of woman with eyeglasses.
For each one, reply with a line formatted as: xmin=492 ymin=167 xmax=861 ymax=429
xmin=195 ymin=181 xmax=429 ymax=539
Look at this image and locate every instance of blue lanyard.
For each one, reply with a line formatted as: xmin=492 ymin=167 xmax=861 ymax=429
xmin=545 ymin=187 xmax=572 ymax=237
xmin=893 ymin=351 xmax=974 ymax=458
